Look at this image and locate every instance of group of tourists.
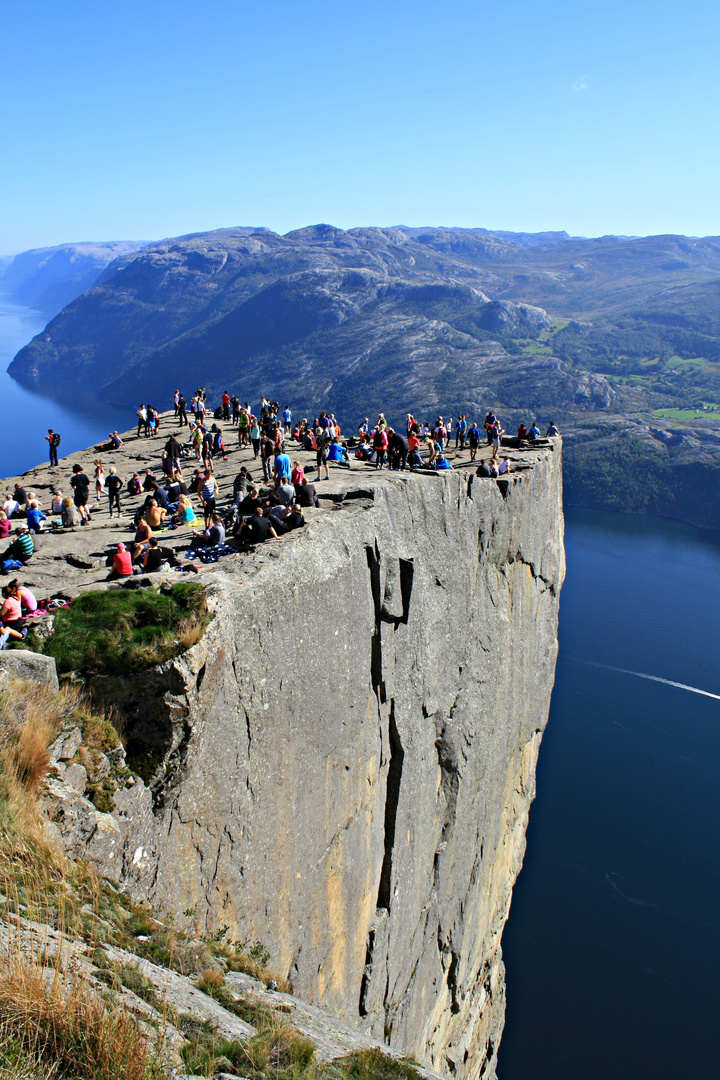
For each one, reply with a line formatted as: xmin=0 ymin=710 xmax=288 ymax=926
xmin=0 ymin=387 xmax=560 ymax=643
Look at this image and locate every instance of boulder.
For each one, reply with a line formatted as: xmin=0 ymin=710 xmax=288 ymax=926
xmin=0 ymin=650 xmax=59 ymax=690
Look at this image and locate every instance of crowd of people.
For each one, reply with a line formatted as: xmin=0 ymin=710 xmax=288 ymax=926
xmin=0 ymin=391 xmax=559 ymax=643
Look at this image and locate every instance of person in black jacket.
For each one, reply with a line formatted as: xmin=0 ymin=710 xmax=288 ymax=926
xmin=387 ymin=428 xmax=409 ymax=471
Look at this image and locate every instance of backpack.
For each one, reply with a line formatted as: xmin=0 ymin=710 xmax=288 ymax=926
xmin=51 ymin=433 xmax=61 ymax=446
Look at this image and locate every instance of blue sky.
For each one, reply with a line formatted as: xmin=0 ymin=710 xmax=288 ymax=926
xmin=2 ymin=0 xmax=719 ymax=253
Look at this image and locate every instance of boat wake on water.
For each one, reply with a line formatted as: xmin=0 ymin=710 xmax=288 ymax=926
xmin=573 ymin=658 xmax=720 ymax=702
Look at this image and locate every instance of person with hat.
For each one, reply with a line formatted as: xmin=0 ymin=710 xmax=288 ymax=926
xmin=111 ymin=542 xmax=133 ymax=578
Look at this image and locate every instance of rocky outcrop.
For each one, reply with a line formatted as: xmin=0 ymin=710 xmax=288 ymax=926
xmin=66 ymin=447 xmax=563 ymax=1080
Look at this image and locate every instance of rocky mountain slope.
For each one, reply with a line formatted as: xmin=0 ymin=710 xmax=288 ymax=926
xmin=1 ymin=240 xmax=145 ymax=318
xmin=9 ymin=225 xmax=610 ymax=423
xmin=8 ymin=223 xmax=720 ymax=525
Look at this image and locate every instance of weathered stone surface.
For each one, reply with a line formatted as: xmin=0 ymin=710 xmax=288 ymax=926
xmin=63 ymin=762 xmax=88 ymax=793
xmin=0 ymin=650 xmax=59 ymax=690
xmin=49 ymin=726 xmax=82 ymax=763
xmin=65 ymin=445 xmax=564 ymax=1080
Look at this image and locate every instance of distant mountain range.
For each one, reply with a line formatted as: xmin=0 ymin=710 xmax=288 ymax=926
xmin=0 ymin=241 xmax=146 ymax=318
xmin=5 ymin=224 xmax=720 ymax=526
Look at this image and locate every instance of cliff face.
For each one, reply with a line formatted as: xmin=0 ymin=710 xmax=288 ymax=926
xmin=92 ymin=450 xmax=563 ymax=1080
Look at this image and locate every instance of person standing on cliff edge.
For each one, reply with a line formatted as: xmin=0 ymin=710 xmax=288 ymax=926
xmin=46 ymin=429 xmax=60 ymax=467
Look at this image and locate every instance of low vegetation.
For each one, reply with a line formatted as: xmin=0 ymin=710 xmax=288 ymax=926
xmin=33 ymin=583 xmax=210 ymax=676
xmin=0 ymin=676 xmax=425 ymax=1080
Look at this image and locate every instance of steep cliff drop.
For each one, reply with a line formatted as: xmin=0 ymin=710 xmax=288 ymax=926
xmin=6 ymin=434 xmax=564 ymax=1079
xmin=91 ymin=446 xmax=563 ymax=1080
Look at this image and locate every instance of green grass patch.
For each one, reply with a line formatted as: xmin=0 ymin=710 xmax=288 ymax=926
xmin=651 ymin=407 xmax=720 ymax=421
xmin=35 ymin=583 xmax=210 ymax=676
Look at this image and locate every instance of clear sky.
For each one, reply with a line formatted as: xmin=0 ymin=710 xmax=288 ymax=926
xmin=2 ymin=0 xmax=719 ymax=254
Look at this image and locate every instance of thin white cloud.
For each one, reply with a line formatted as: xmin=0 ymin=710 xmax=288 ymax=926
xmin=572 ymin=75 xmax=589 ymax=91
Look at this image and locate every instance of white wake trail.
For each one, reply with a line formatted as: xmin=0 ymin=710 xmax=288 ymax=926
xmin=576 ymin=659 xmax=720 ymax=702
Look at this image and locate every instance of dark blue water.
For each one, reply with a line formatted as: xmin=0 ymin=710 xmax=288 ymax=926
xmin=499 ymin=507 xmax=720 ymax=1080
xmin=0 ymin=298 xmax=133 ymax=478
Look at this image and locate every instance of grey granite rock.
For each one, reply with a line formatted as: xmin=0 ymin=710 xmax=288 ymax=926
xmin=66 ymin=445 xmax=564 ymax=1080
xmin=63 ymin=762 xmax=88 ymax=793
xmin=0 ymin=650 xmax=59 ymax=691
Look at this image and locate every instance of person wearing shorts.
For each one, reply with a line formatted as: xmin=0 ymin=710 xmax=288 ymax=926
xmin=70 ymin=464 xmax=91 ymax=524
xmin=314 ymin=429 xmax=329 ymax=480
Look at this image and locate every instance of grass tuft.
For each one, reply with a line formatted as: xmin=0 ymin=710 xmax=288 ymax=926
xmin=33 ymin=583 xmax=210 ymax=676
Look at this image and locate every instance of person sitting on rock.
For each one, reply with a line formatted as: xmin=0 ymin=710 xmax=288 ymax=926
xmin=498 ymin=457 xmax=511 ymax=475
xmin=192 ymin=513 xmax=225 ymax=548
xmin=143 ymin=499 xmax=166 ymax=530
xmin=546 ymin=422 xmax=560 ymax=437
xmin=528 ymin=422 xmax=540 ymax=441
xmin=109 ymin=430 xmax=123 ymax=449
xmin=127 ymin=473 xmax=142 ymax=495
xmin=172 ymin=493 xmax=196 ymax=526
xmin=0 ymin=586 xmax=27 ymax=642
xmin=517 ymin=423 xmax=528 ymax=440
xmin=133 ymin=518 xmax=153 ymax=561
xmin=110 ymin=542 xmax=134 ymax=578
xmin=275 ymin=479 xmax=295 ymax=507
xmin=476 ymin=461 xmax=493 ymax=478
xmin=60 ymin=497 xmax=81 ymax=528
xmin=0 ymin=527 xmax=34 ymax=566
xmin=26 ymin=500 xmax=46 ymax=534
xmin=295 ymin=477 xmax=319 ymax=508
xmin=0 ymin=512 xmax=9 ymax=540
xmin=143 ymin=536 xmax=179 ymax=572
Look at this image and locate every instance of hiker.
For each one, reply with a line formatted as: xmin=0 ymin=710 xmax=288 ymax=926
xmin=200 ymin=470 xmax=218 ymax=527
xmin=106 ymin=467 xmax=123 ymax=518
xmin=468 ymin=421 xmax=480 ymax=461
xmin=70 ymin=464 xmax=91 ymax=524
xmin=546 ymin=422 xmax=560 ymax=437
xmin=372 ymin=426 xmax=388 ymax=469
xmin=528 ymin=422 xmax=540 ymax=441
xmin=386 ymin=429 xmax=409 ymax=471
xmin=177 ymin=392 xmax=188 ymax=426
xmin=46 ymin=428 xmax=61 ymax=466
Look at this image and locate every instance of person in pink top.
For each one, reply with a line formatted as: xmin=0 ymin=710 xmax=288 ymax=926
xmin=7 ymin=579 xmax=37 ymax=613
xmin=0 ymin=587 xmax=27 ymax=641
xmin=291 ymin=461 xmax=305 ymax=485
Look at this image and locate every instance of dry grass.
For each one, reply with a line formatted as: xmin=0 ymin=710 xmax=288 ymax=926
xmin=0 ymin=959 xmax=159 ymax=1080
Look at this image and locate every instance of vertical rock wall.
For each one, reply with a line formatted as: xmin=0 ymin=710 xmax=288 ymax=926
xmin=114 ymin=448 xmax=565 ymax=1079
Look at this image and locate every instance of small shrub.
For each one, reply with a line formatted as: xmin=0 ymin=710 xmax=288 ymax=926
xmin=338 ymin=1048 xmax=423 ymax=1079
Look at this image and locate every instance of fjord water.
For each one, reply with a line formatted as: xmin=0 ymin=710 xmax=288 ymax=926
xmin=0 ymin=299 xmax=132 ymax=478
xmin=499 ymin=507 xmax=720 ymax=1080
